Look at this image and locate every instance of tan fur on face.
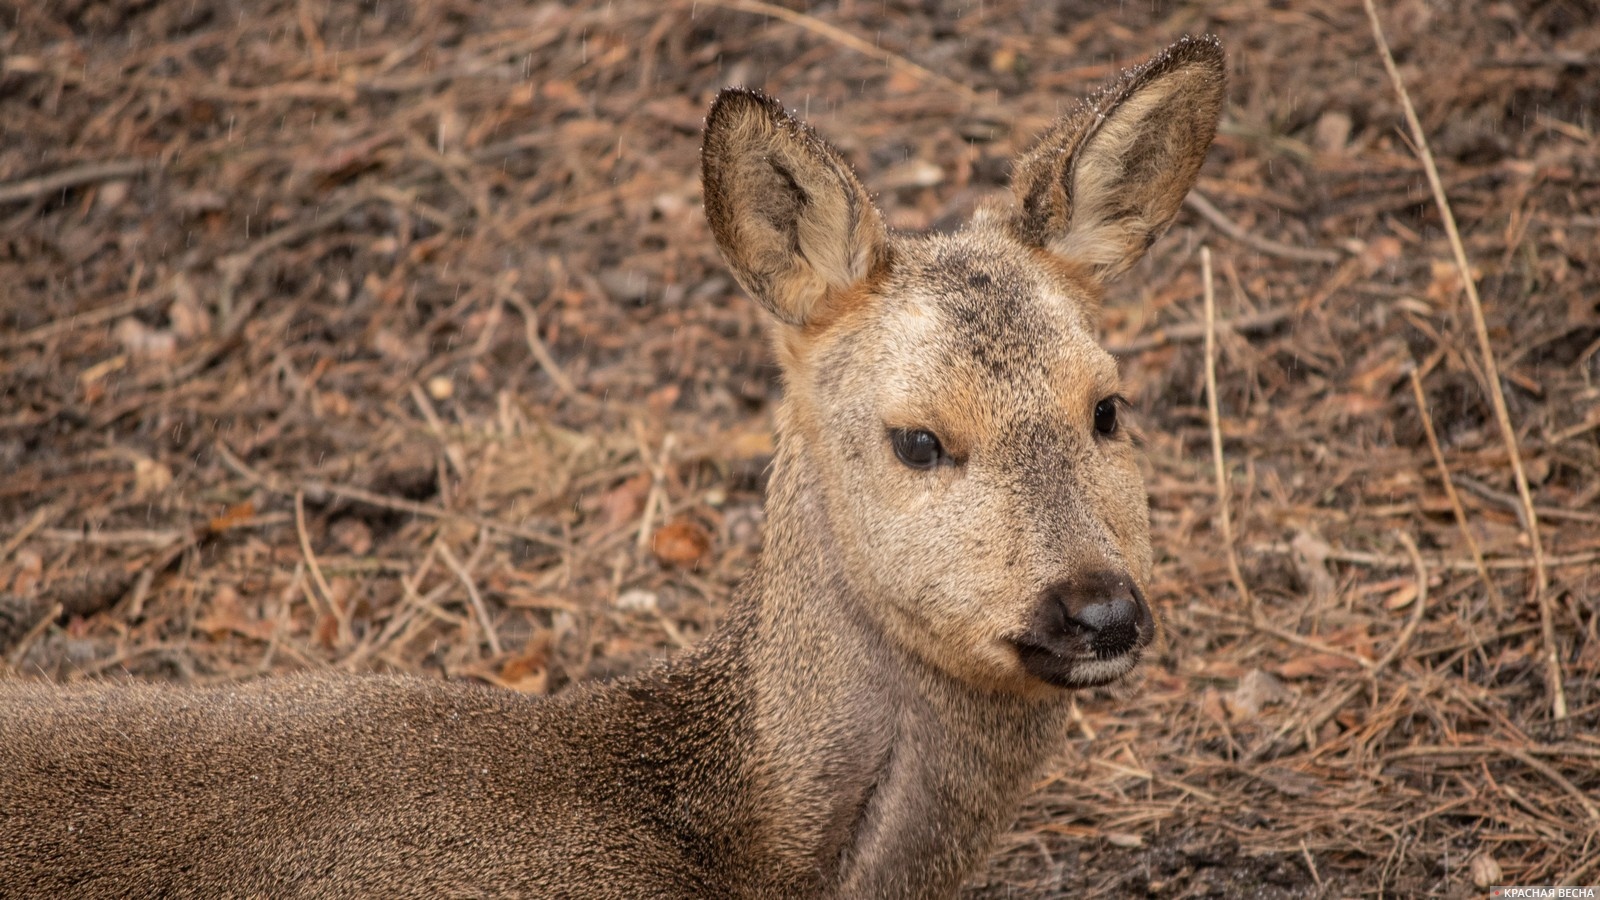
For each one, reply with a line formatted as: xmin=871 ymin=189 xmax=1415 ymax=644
xmin=777 ymin=226 xmax=1154 ymax=695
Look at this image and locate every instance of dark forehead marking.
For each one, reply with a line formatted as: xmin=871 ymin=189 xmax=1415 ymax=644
xmin=899 ymin=239 xmax=1056 ymax=381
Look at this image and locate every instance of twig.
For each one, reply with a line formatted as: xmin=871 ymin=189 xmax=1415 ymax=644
xmin=5 ymin=603 xmax=64 ymax=670
xmin=295 ymin=491 xmax=350 ymax=645
xmin=1249 ymin=542 xmax=1600 ymax=573
xmin=635 ymin=426 xmax=677 ymax=556
xmin=1364 ymin=0 xmax=1562 ymax=718
xmin=0 ymin=158 xmax=156 ymax=206
xmin=1454 ymin=475 xmax=1600 ymax=526
xmin=296 ymin=0 xmax=330 ymax=75
xmin=438 ymin=535 xmax=502 ymax=656
xmin=1184 ymin=192 xmax=1344 ymax=265
xmin=252 ymin=568 xmax=301 ymax=676
xmin=1296 ymin=682 xmax=1367 ymax=754
xmin=36 ymin=527 xmax=190 ymax=547
xmin=1372 ymin=532 xmax=1429 ymax=673
xmin=1191 ymin=607 xmax=1373 ymax=671
xmin=343 ymin=540 xmax=456 ymax=669
xmin=1107 ymin=306 xmax=1295 ymax=356
xmin=694 ymin=0 xmax=982 ymax=103
xmin=410 ymin=382 xmax=468 ymax=479
xmin=1202 ymin=246 xmax=1256 ymax=619
xmin=215 ymin=442 xmax=571 ymax=552
xmin=1408 ymin=368 xmax=1503 ymax=616
xmin=499 ymin=282 xmax=580 ymax=400
xmin=1 ymin=505 xmax=57 ymax=562
xmin=0 ymin=288 xmax=166 ymax=350
xmin=1559 ymin=853 xmax=1600 ymax=888
xmin=216 ymin=195 xmax=369 ymax=321
xmin=1300 ymin=839 xmax=1324 ymax=891
xmin=1346 ymin=741 xmax=1600 ymax=832
xmin=1506 ymin=748 xmax=1600 ymax=822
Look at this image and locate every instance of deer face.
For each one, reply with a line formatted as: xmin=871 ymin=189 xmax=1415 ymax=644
xmin=702 ymin=37 xmax=1224 ymax=694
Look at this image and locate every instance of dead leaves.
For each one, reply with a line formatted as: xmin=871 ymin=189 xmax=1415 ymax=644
xmin=597 ymin=473 xmax=651 ymax=532
xmin=207 ymin=501 xmax=257 ymax=535
xmin=194 ymin=585 xmax=280 ymax=643
xmin=1224 ymin=668 xmax=1293 ymax=718
xmin=1273 ymin=652 xmax=1365 ymax=680
xmin=650 ymin=519 xmax=711 ymax=568
xmin=455 ymin=632 xmax=554 ymax=696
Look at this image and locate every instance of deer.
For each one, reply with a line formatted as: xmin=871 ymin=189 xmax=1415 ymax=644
xmin=0 ymin=36 xmax=1224 ymax=899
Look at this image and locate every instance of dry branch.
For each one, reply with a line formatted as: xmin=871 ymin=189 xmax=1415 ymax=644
xmin=0 ymin=159 xmax=157 ymax=206
xmin=1363 ymin=0 xmax=1564 ymax=718
xmin=1201 ymin=246 xmax=1255 ymax=619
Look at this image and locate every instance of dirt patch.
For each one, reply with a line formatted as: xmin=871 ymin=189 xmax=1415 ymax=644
xmin=4 ymin=0 xmax=1598 ymax=894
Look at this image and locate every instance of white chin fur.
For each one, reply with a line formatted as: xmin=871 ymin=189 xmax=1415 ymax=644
xmin=1063 ymin=654 xmax=1140 ymax=688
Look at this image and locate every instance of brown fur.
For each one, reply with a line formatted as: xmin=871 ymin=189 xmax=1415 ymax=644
xmin=0 ymin=36 xmax=1224 ymax=899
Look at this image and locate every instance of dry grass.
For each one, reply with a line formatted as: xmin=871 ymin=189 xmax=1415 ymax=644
xmin=4 ymin=0 xmax=1598 ymax=894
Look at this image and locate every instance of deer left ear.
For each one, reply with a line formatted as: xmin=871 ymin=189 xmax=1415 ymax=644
xmin=702 ymin=88 xmax=888 ymax=329
xmin=1010 ymin=35 xmax=1226 ymax=283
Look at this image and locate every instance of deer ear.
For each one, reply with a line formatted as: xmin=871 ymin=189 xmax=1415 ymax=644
xmin=1010 ymin=35 xmax=1225 ymax=283
xmin=702 ymin=89 xmax=887 ymax=328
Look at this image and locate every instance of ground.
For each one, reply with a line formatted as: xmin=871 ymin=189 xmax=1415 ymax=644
xmin=3 ymin=0 xmax=1599 ymax=896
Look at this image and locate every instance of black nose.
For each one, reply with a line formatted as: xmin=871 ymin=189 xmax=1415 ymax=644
xmin=1064 ymin=594 xmax=1141 ymax=658
xmin=1011 ymin=570 xmax=1153 ymax=688
xmin=1043 ymin=570 xmax=1150 ymax=659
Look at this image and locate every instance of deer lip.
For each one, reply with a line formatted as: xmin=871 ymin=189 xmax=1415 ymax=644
xmin=1009 ymin=637 xmax=1144 ymax=689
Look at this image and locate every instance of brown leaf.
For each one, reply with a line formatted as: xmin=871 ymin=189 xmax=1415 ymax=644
xmin=313 ymin=612 xmax=341 ymax=649
xmin=114 ymin=318 xmax=177 ymax=361
xmin=1290 ymin=530 xmax=1337 ymax=606
xmin=195 ymin=587 xmax=278 ymax=642
xmin=725 ymin=429 xmax=774 ymax=461
xmin=1383 ymin=581 xmax=1419 ymax=611
xmin=1274 ymin=652 xmax=1364 ymax=680
xmin=1469 ymin=853 xmax=1502 ymax=889
xmin=1189 ymin=657 xmax=1250 ymax=680
xmin=651 ymin=519 xmax=711 ymax=567
xmin=1357 ymin=235 xmax=1404 ymax=276
xmin=598 ymin=473 xmax=651 ymax=531
xmin=208 ymin=501 xmax=257 ymax=534
xmin=1332 ymin=392 xmax=1388 ymax=416
xmin=496 ymin=634 xmax=551 ymax=695
xmin=132 ymin=457 xmax=173 ymax=500
xmin=1224 ymin=668 xmax=1292 ymax=719
xmin=330 ymin=518 xmax=373 ymax=555
xmin=646 ymin=384 xmax=680 ymax=415
xmin=6 ymin=550 xmax=44 ymax=596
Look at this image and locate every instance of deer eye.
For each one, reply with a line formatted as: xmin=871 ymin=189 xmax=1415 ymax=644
xmin=1093 ymin=397 xmax=1121 ymax=436
xmin=890 ymin=429 xmax=943 ymax=469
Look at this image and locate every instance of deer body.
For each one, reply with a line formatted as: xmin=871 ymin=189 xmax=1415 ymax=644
xmin=1 ymin=37 xmax=1223 ymax=899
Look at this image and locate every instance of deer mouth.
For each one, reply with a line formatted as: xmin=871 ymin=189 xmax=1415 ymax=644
xmin=1009 ymin=638 xmax=1145 ymax=689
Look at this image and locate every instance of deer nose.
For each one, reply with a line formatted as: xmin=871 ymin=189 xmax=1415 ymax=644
xmin=1012 ymin=570 xmax=1154 ymax=688
xmin=1045 ymin=570 xmax=1150 ymax=659
xmin=1062 ymin=594 xmax=1141 ymax=658
xmin=1011 ymin=566 xmax=1152 ymax=685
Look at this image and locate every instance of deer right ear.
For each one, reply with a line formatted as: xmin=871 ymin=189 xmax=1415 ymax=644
xmin=702 ymin=89 xmax=887 ymax=328
xmin=1010 ymin=36 xmax=1225 ymax=284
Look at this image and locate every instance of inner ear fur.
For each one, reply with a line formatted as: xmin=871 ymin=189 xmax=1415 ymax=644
xmin=702 ymin=88 xmax=888 ymax=328
xmin=1010 ymin=35 xmax=1226 ymax=283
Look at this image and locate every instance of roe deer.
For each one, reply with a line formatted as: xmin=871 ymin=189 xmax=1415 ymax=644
xmin=0 ymin=36 xmax=1224 ymax=899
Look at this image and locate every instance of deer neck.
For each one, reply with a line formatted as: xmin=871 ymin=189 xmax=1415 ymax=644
xmin=717 ymin=419 xmax=1074 ymax=897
